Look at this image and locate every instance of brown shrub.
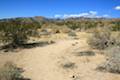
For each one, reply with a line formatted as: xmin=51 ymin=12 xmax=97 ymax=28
xmin=97 ymin=46 xmax=120 ymax=73
xmin=0 ymin=62 xmax=23 ymax=80
xmin=87 ymin=27 xmax=111 ymax=50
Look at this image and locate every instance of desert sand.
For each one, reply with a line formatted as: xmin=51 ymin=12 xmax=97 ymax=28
xmin=0 ymin=32 xmax=120 ymax=80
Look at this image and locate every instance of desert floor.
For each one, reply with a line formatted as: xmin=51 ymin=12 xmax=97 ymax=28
xmin=0 ymin=32 xmax=120 ymax=80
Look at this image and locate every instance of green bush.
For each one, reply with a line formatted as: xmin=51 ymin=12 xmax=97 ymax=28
xmin=0 ymin=20 xmax=39 ymax=47
xmin=0 ymin=62 xmax=23 ymax=80
xmin=111 ymin=22 xmax=120 ymax=31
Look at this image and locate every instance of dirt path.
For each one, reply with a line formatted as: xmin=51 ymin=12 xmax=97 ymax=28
xmin=18 ymin=38 xmax=120 ymax=80
xmin=1 ymin=35 xmax=120 ymax=80
xmin=19 ymin=40 xmax=80 ymax=80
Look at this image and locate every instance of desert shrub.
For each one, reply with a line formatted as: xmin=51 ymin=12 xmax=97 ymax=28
xmin=68 ymin=31 xmax=77 ymax=37
xmin=41 ymin=24 xmax=71 ymax=34
xmin=0 ymin=62 xmax=23 ymax=80
xmin=39 ymin=29 xmax=50 ymax=36
xmin=111 ymin=26 xmax=120 ymax=31
xmin=0 ymin=19 xmax=40 ymax=48
xmin=111 ymin=22 xmax=120 ymax=31
xmin=110 ymin=32 xmax=120 ymax=46
xmin=61 ymin=62 xmax=75 ymax=69
xmin=87 ymin=28 xmax=111 ymax=50
xmin=97 ymin=46 xmax=120 ymax=73
xmin=75 ymin=50 xmax=95 ymax=56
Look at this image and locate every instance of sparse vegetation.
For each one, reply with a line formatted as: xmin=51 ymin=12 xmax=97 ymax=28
xmin=0 ymin=17 xmax=120 ymax=49
xmin=97 ymin=46 xmax=120 ymax=73
xmin=87 ymin=27 xmax=112 ymax=50
xmin=0 ymin=19 xmax=40 ymax=48
xmin=75 ymin=50 xmax=95 ymax=56
xmin=68 ymin=31 xmax=77 ymax=37
xmin=0 ymin=16 xmax=120 ymax=79
xmin=0 ymin=62 xmax=24 ymax=80
xmin=61 ymin=62 xmax=75 ymax=69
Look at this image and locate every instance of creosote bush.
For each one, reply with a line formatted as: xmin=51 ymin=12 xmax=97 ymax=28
xmin=87 ymin=27 xmax=111 ymax=50
xmin=110 ymin=32 xmax=120 ymax=46
xmin=62 ymin=62 xmax=75 ymax=69
xmin=68 ymin=31 xmax=77 ymax=37
xmin=97 ymin=46 xmax=120 ymax=73
xmin=0 ymin=62 xmax=23 ymax=80
xmin=0 ymin=19 xmax=40 ymax=48
xmin=75 ymin=50 xmax=95 ymax=56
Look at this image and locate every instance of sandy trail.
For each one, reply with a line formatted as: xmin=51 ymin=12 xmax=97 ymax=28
xmin=19 ymin=38 xmax=120 ymax=80
xmin=0 ymin=35 xmax=120 ymax=80
xmin=19 ymin=40 xmax=79 ymax=80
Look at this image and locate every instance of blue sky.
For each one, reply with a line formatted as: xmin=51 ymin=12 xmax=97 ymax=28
xmin=0 ymin=0 xmax=120 ymax=19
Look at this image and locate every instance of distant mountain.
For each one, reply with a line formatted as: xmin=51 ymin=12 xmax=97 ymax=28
xmin=0 ymin=16 xmax=120 ymax=22
xmin=0 ymin=16 xmax=120 ymax=31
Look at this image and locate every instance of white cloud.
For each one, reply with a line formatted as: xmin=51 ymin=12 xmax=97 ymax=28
xmin=102 ymin=14 xmax=110 ymax=18
xmin=89 ymin=11 xmax=97 ymax=15
xmin=54 ymin=14 xmax=62 ymax=18
xmin=115 ymin=6 xmax=120 ymax=10
xmin=54 ymin=11 xmax=110 ymax=18
xmin=63 ymin=13 xmax=89 ymax=18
